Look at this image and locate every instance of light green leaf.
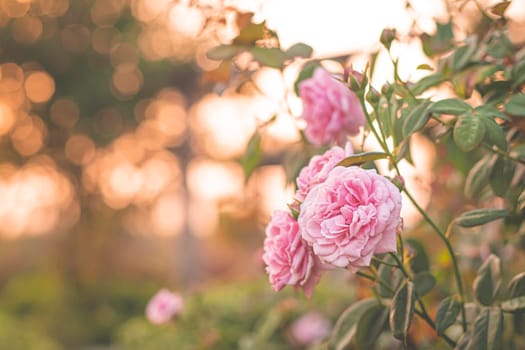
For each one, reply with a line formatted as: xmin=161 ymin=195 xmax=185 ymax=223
xmin=354 ymin=304 xmax=388 ymax=349
xmin=336 ymin=152 xmax=389 ymax=167
xmin=435 ymin=297 xmax=460 ymax=335
xmin=430 ymin=98 xmax=472 ymax=115
xmin=467 ymin=308 xmax=503 ymax=350
xmin=413 ymin=271 xmax=436 ymax=297
xmin=239 ymin=132 xmax=262 ymax=180
xmin=473 ymin=254 xmax=501 ymax=306
xmin=330 ymin=298 xmax=377 ymax=350
xmin=410 ymin=73 xmax=447 ymax=95
xmin=389 ymin=281 xmax=415 ymax=343
xmin=456 ymin=209 xmax=508 ymax=228
xmin=453 ymin=115 xmax=486 ymax=152
xmin=402 ymin=100 xmax=433 ymax=138
xmin=505 ymin=94 xmax=525 ymax=117
xmin=251 ymin=47 xmax=288 ymax=69
xmin=285 ymin=43 xmax=313 ymax=58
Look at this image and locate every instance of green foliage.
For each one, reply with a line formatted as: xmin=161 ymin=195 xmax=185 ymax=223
xmin=389 ymin=281 xmax=415 ymax=343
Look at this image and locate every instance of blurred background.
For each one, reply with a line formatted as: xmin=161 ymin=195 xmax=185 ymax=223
xmin=0 ymin=0 xmax=524 ymax=348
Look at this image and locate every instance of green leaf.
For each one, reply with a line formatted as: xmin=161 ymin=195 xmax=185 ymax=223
xmin=239 ymin=132 xmax=262 ymax=180
xmin=453 ymin=115 xmax=486 ymax=152
xmin=405 ymin=238 xmax=430 ymax=273
xmin=420 ymin=21 xmax=454 ymax=57
xmin=380 ymin=28 xmax=396 ymax=50
xmin=206 ymin=44 xmax=246 ymax=60
xmin=505 ymin=94 xmax=525 ymax=117
xmin=456 ymin=209 xmax=508 ymax=227
xmin=389 ymin=281 xmax=415 ymax=342
xmin=402 ymin=100 xmax=433 ymax=138
xmin=410 ymin=73 xmax=447 ymax=95
xmin=475 ymin=104 xmax=510 ymax=121
xmin=435 ymin=297 xmax=460 ymax=335
xmin=467 ymin=308 xmax=503 ymax=350
xmin=376 ymin=255 xmax=403 ymax=298
xmin=354 ymin=304 xmax=388 ymax=349
xmin=473 ymin=254 xmax=501 ymax=306
xmin=336 ymin=152 xmax=389 ymax=167
xmin=519 ymin=190 xmax=525 ymax=211
xmin=416 ymin=64 xmax=434 ymax=71
xmin=501 ymin=296 xmax=525 ymax=312
xmin=482 ymin=117 xmax=507 ymax=150
xmin=489 ymin=157 xmax=515 ymax=196
xmin=464 ymin=156 xmax=495 ymax=199
xmin=507 ymin=272 xmax=525 ymax=299
xmin=413 ymin=271 xmax=436 ymax=297
xmin=294 ymin=61 xmax=320 ymax=95
xmin=451 ymin=37 xmax=477 ymax=71
xmin=330 ymin=298 xmax=378 ymax=350
xmin=430 ymin=98 xmax=472 ymax=115
xmin=250 ymin=47 xmax=288 ymax=69
xmin=233 ymin=22 xmax=267 ymax=45
xmin=285 ymin=42 xmax=313 ymax=58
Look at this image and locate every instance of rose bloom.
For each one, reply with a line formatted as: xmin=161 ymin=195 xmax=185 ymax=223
xmin=145 ymin=289 xmax=184 ymax=325
xmin=298 ymin=166 xmax=402 ymax=270
xmin=262 ymin=210 xmax=323 ymax=298
xmin=295 ymin=142 xmax=353 ymax=203
xmin=299 ymin=67 xmax=365 ymax=146
xmin=290 ymin=312 xmax=331 ymax=346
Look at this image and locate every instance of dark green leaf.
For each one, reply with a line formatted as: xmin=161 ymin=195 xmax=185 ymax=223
xmin=251 ymin=47 xmax=288 ymax=69
xmin=402 ymin=100 xmax=433 ymax=138
xmin=475 ymin=104 xmax=510 ymax=121
xmin=354 ymin=304 xmax=388 ymax=349
xmin=336 ymin=152 xmax=389 ymax=167
xmin=206 ymin=44 xmax=246 ymax=60
xmin=405 ymin=238 xmax=430 ymax=273
xmin=507 ymin=272 xmax=525 ymax=299
xmin=473 ymin=254 xmax=501 ymax=306
xmin=410 ymin=73 xmax=447 ymax=95
xmin=430 ymin=98 xmax=472 ymax=115
xmin=456 ymin=209 xmax=508 ymax=227
xmin=389 ymin=281 xmax=415 ymax=342
xmin=489 ymin=157 xmax=515 ymax=196
xmin=239 ymin=132 xmax=262 ymax=180
xmin=420 ymin=21 xmax=454 ymax=57
xmin=464 ymin=156 xmax=495 ymax=199
xmin=467 ymin=308 xmax=503 ymax=350
xmin=376 ymin=255 xmax=403 ymax=298
xmin=505 ymin=94 xmax=525 ymax=117
xmin=435 ymin=297 xmax=460 ymax=335
xmin=294 ymin=61 xmax=320 ymax=95
xmin=501 ymin=296 xmax=525 ymax=312
xmin=413 ymin=271 xmax=436 ymax=297
xmin=453 ymin=115 xmax=486 ymax=152
xmin=330 ymin=298 xmax=378 ymax=350
xmin=455 ymin=330 xmax=471 ymax=350
xmin=285 ymin=43 xmax=313 ymax=58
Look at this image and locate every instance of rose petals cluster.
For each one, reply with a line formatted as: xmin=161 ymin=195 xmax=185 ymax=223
xmin=145 ymin=289 xmax=184 ymax=325
xmin=295 ymin=143 xmax=353 ymax=203
xmin=299 ymin=67 xmax=366 ymax=146
xmin=298 ymin=166 xmax=402 ymax=270
xmin=262 ymin=210 xmax=322 ymax=298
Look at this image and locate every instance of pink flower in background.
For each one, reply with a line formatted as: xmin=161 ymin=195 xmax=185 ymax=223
xmin=298 ymin=166 xmax=402 ymax=270
xmin=262 ymin=210 xmax=323 ymax=298
xmin=299 ymin=67 xmax=365 ymax=146
xmin=145 ymin=289 xmax=184 ymax=325
xmin=295 ymin=143 xmax=353 ymax=203
xmin=290 ymin=312 xmax=331 ymax=346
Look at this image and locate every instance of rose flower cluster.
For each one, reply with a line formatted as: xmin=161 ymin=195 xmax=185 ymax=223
xmin=262 ymin=68 xmax=403 ymax=297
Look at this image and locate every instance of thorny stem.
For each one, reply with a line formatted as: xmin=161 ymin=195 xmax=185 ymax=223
xmin=361 ymin=93 xmax=468 ymax=334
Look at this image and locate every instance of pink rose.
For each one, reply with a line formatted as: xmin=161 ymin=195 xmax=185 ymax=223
xmin=299 ymin=68 xmax=366 ymax=145
xmin=145 ymin=289 xmax=184 ymax=325
xmin=298 ymin=166 xmax=402 ymax=270
xmin=290 ymin=312 xmax=331 ymax=345
xmin=295 ymin=143 xmax=353 ymax=203
xmin=262 ymin=210 xmax=323 ymax=298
